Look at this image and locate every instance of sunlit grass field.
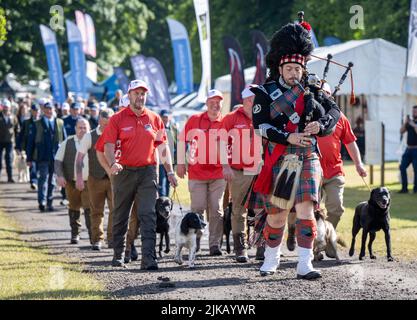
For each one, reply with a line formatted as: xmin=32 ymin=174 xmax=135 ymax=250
xmin=0 ymin=211 xmax=106 ymax=300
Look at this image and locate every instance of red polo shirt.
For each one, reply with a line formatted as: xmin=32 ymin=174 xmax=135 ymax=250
xmin=95 ymin=130 xmax=122 ymax=161
xmin=221 ymin=106 xmax=255 ymax=170
xmin=317 ymin=113 xmax=357 ymax=179
xmin=103 ymin=107 xmax=166 ymax=167
xmin=181 ymin=111 xmax=224 ymax=180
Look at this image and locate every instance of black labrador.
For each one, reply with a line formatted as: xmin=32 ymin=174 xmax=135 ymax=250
xmin=349 ymin=187 xmax=394 ymax=261
xmin=220 ymin=202 xmax=232 ymax=254
xmin=156 ymin=196 xmax=173 ymax=258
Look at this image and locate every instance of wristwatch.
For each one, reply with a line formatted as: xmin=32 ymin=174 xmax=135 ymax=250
xmin=167 ymin=171 xmax=175 ymax=176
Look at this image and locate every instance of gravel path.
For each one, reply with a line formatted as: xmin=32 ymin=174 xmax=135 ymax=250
xmin=1 ymin=180 xmax=417 ymax=300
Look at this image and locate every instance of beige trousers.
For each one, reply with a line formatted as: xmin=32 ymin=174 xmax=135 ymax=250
xmin=188 ymin=179 xmax=227 ymax=249
xmin=230 ymin=169 xmax=254 ymax=237
xmin=321 ymin=175 xmax=345 ymax=228
xmin=87 ymin=176 xmax=113 ymax=243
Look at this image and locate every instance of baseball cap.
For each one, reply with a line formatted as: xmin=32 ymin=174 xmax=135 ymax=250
xmin=99 ymin=101 xmax=107 ymax=110
xmin=128 ymin=79 xmax=149 ymax=93
xmin=90 ymin=103 xmax=99 ymax=110
xmin=206 ymin=89 xmax=223 ymax=101
xmin=119 ymin=94 xmax=130 ymax=108
xmin=43 ymin=102 xmax=53 ymax=109
xmin=61 ymin=102 xmax=70 ymax=110
xmin=1 ymin=99 xmax=11 ymax=108
xmin=160 ymin=109 xmax=171 ymax=117
xmin=38 ymin=97 xmax=49 ymax=105
xmin=70 ymin=102 xmax=81 ymax=110
xmin=31 ymin=104 xmax=40 ymax=111
xmin=241 ymin=85 xmax=256 ymax=99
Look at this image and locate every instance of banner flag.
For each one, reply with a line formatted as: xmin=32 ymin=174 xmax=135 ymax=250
xmin=39 ymin=24 xmax=67 ymax=104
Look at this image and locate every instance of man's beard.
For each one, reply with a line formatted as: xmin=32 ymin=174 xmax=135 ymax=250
xmin=283 ymin=76 xmax=299 ymax=86
xmin=131 ymin=98 xmax=144 ymax=110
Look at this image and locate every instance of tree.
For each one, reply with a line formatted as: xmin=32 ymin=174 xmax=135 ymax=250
xmin=292 ymin=0 xmax=409 ymax=47
xmin=0 ymin=0 xmax=154 ymax=82
xmin=0 ymin=7 xmax=7 ymax=46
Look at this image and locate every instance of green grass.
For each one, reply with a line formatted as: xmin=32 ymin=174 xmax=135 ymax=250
xmin=172 ymin=162 xmax=417 ymax=260
xmin=0 ymin=211 xmax=107 ymax=300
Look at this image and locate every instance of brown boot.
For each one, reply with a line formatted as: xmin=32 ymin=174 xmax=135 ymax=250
xmin=233 ymin=233 xmax=248 ymax=263
xmin=287 ymin=223 xmax=296 ymax=251
xmin=69 ymin=210 xmax=81 ymax=244
xmin=84 ymin=208 xmax=92 ymax=244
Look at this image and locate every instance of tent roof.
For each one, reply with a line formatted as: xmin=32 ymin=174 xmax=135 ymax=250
xmin=215 ymin=38 xmax=407 ymax=96
xmin=308 ymin=38 xmax=406 ymax=96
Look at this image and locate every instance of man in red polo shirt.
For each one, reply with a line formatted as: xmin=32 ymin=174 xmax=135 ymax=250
xmin=91 ymin=115 xmax=141 ymax=265
xmin=103 ymin=79 xmax=177 ymax=269
xmin=222 ymin=86 xmax=262 ymax=262
xmin=177 ymin=89 xmax=227 ymax=256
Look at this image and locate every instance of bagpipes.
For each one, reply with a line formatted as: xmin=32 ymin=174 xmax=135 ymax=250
xmin=298 ymin=10 xmax=356 ymax=105
xmin=304 ymin=54 xmax=355 ymax=104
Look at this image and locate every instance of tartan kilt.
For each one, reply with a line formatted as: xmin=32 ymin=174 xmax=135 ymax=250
xmin=243 ymin=176 xmax=266 ymax=209
xmin=244 ymin=143 xmax=322 ymax=212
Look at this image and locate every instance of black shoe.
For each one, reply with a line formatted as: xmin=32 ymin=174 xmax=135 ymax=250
xmin=30 ymin=183 xmax=37 ymax=190
xmin=398 ymin=189 xmax=408 ymax=194
xmin=39 ymin=204 xmax=46 ymax=212
xmin=47 ymin=206 xmax=55 ymax=212
xmin=70 ymin=235 xmax=80 ymax=244
xmin=131 ymin=244 xmax=138 ymax=261
xmin=92 ymin=242 xmax=102 ymax=251
xmin=124 ymin=251 xmax=131 ymax=264
xmin=145 ymin=265 xmax=158 ymax=271
xmin=260 ymin=270 xmax=275 ymax=277
xmin=209 ymin=247 xmax=222 ymax=256
xmin=112 ymin=258 xmax=125 ymax=267
xmin=297 ymin=271 xmax=322 ymax=280
xmin=141 ymin=263 xmax=158 ymax=271
xmin=7 ymin=179 xmax=15 ymax=183
xmin=236 ymin=255 xmax=249 ymax=263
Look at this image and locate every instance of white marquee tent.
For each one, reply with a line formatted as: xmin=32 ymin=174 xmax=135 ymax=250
xmin=215 ymin=38 xmax=417 ymax=161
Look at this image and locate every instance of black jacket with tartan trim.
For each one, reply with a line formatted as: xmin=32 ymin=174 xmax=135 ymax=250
xmin=251 ymin=79 xmax=341 ymax=146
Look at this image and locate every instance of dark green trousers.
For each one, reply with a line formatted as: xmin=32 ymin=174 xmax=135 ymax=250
xmin=112 ymin=165 xmax=158 ymax=266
